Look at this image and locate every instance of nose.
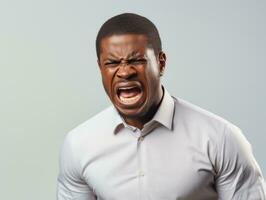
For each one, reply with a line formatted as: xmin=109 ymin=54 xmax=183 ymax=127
xmin=116 ymin=63 xmax=137 ymax=79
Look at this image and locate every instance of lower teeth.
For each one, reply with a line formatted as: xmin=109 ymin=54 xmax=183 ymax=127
xmin=119 ymin=94 xmax=141 ymax=104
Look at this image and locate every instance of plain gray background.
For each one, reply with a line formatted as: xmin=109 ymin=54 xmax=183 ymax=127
xmin=0 ymin=0 xmax=265 ymax=199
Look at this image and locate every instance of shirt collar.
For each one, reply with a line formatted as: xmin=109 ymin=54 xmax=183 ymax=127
xmin=149 ymin=88 xmax=175 ymax=130
xmin=112 ymin=87 xmax=175 ymax=134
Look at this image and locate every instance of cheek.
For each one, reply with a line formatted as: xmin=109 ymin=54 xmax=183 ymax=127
xmin=144 ymin=64 xmax=160 ymax=87
xmin=147 ymin=53 xmax=161 ymax=75
xmin=101 ymin=70 xmax=114 ymax=95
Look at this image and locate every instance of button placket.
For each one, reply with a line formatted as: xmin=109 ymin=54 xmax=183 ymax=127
xmin=136 ymin=131 xmax=145 ymax=200
xmin=138 ymin=170 xmax=145 ymax=177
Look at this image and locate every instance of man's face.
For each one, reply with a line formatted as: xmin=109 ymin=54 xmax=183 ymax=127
xmin=98 ymin=34 xmax=165 ymax=119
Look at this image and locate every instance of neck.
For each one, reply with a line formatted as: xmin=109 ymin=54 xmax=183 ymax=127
xmin=123 ymin=86 xmax=164 ymax=130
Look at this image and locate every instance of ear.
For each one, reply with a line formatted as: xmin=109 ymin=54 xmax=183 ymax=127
xmin=158 ymin=51 xmax=166 ymax=76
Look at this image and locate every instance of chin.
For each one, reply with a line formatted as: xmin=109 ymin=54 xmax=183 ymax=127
xmin=115 ymin=105 xmax=146 ymax=118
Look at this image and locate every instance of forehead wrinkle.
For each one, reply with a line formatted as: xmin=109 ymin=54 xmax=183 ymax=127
xmin=106 ymin=52 xmax=120 ymax=60
xmin=127 ymin=50 xmax=143 ymax=59
xmin=107 ymin=43 xmax=143 ymax=60
xmin=101 ymin=35 xmax=148 ymax=61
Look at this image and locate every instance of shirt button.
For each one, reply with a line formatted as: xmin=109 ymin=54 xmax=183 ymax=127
xmin=138 ymin=170 xmax=145 ymax=177
xmin=138 ymin=136 xmax=144 ymax=142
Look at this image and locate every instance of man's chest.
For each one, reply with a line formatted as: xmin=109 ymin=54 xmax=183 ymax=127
xmin=80 ymin=132 xmax=218 ymax=200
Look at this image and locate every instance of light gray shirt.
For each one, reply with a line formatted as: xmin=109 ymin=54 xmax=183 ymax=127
xmin=57 ymin=90 xmax=266 ymax=200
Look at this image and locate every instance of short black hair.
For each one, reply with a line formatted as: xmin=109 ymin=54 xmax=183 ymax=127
xmin=96 ymin=13 xmax=162 ymax=59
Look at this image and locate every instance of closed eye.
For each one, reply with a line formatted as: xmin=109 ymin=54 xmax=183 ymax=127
xmin=104 ymin=58 xmax=147 ymax=67
xmin=104 ymin=60 xmax=120 ymax=66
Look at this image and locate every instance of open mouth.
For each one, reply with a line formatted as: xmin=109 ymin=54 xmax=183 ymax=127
xmin=116 ymin=85 xmax=143 ymax=106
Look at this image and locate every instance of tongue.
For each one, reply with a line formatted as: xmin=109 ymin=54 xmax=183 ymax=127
xmin=120 ymin=88 xmax=140 ymax=98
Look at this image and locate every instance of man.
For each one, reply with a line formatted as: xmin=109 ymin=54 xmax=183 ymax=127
xmin=57 ymin=13 xmax=266 ymax=200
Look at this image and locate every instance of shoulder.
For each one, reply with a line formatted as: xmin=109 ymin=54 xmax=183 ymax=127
xmin=62 ymin=105 xmax=116 ymax=152
xmin=175 ymin=97 xmax=234 ymax=130
xmin=69 ymin=106 xmax=115 ymax=136
xmin=173 ymin=97 xmax=255 ymax=169
xmin=173 ymin=97 xmax=244 ymax=148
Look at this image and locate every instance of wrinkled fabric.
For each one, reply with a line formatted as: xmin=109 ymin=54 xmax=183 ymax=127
xmin=57 ymin=90 xmax=266 ymax=200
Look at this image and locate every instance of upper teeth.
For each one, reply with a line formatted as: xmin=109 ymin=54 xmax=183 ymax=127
xmin=119 ymin=86 xmax=136 ymax=90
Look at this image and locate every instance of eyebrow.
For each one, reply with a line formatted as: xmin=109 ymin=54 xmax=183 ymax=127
xmin=105 ymin=53 xmax=120 ymax=61
xmin=127 ymin=50 xmax=142 ymax=59
xmin=105 ymin=50 xmax=144 ymax=61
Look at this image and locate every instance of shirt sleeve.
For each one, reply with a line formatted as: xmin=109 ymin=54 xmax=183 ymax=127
xmin=57 ymin=133 xmax=97 ymax=200
xmin=215 ymin=124 xmax=266 ymax=199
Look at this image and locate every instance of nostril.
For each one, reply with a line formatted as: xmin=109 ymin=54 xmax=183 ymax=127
xmin=117 ymin=65 xmax=137 ymax=78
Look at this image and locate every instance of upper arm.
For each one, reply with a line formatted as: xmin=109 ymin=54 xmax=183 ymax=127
xmin=57 ymin=133 xmax=97 ymax=200
xmin=215 ymin=124 xmax=266 ymax=199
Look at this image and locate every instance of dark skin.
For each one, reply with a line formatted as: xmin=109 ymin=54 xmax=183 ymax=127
xmin=98 ymin=34 xmax=166 ymax=129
